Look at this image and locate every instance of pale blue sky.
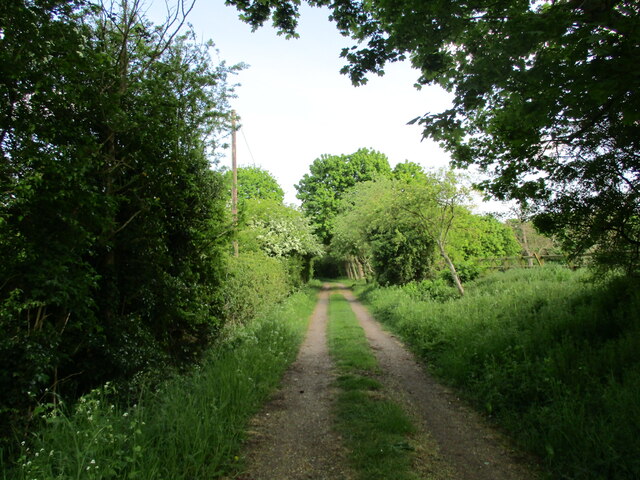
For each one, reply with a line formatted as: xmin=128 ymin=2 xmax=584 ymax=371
xmin=147 ymin=0 xmax=507 ymax=212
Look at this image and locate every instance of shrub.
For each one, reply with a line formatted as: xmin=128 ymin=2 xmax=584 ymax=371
xmin=222 ymin=252 xmax=291 ymax=325
xmin=401 ymin=278 xmax=459 ymax=302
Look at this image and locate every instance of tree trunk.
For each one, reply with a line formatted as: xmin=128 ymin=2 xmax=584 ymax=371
xmin=354 ymin=257 xmax=365 ymax=280
xmin=437 ymin=240 xmax=464 ymax=296
xmin=520 ymin=222 xmax=534 ymax=267
xmin=344 ymin=258 xmax=355 ymax=279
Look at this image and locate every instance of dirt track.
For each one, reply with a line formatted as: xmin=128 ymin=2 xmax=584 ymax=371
xmin=237 ymin=285 xmax=536 ymax=479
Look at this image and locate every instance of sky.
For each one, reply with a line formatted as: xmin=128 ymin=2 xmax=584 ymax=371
xmin=147 ymin=0 xmax=507 ymax=212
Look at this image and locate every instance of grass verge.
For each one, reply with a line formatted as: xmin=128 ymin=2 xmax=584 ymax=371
xmin=327 ymin=292 xmax=419 ymax=480
xmin=357 ymin=267 xmax=640 ymax=480
xmin=2 ymin=288 xmax=318 ymax=480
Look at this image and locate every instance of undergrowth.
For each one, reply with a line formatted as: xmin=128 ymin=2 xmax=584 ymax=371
xmin=357 ymin=267 xmax=640 ymax=480
xmin=327 ymin=292 xmax=418 ymax=480
xmin=1 ymin=288 xmax=317 ymax=480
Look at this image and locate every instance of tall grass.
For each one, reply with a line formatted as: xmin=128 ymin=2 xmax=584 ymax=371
xmin=358 ymin=268 xmax=640 ymax=480
xmin=2 ymin=289 xmax=317 ymax=480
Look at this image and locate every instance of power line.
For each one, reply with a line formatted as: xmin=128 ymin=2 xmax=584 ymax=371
xmin=241 ymin=128 xmax=257 ymax=165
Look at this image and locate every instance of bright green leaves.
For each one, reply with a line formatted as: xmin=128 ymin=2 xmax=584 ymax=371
xmin=295 ymin=147 xmax=392 ymax=244
xmin=232 ymin=166 xmax=285 ymax=203
xmin=229 ymin=166 xmax=323 ymax=284
xmin=227 ymin=0 xmax=640 ymax=271
xmin=330 ymin=166 xmax=519 ymax=287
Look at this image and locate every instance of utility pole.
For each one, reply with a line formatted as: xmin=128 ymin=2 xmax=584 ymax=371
xmin=231 ymin=110 xmax=239 ymax=257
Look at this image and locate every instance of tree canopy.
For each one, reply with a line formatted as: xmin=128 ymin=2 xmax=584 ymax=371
xmin=295 ymin=147 xmax=391 ymax=244
xmin=227 ymin=165 xmax=285 ymax=203
xmin=1 ymin=0 xmax=237 ymax=440
xmin=227 ymin=0 xmax=640 ymax=272
xmin=331 ymin=167 xmax=519 ymax=289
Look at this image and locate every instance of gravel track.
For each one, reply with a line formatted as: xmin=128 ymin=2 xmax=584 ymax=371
xmin=237 ymin=285 xmax=537 ymax=480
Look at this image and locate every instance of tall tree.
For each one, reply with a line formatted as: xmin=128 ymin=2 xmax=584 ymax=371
xmin=227 ymin=0 xmax=640 ymax=272
xmin=1 ymin=0 xmax=237 ymax=442
xmin=332 ymin=178 xmax=436 ymax=284
xmin=393 ymin=170 xmax=472 ymax=295
xmin=295 ymin=147 xmax=391 ymax=243
xmin=332 ymin=171 xmax=493 ymax=291
xmin=226 ymin=165 xmax=285 ymax=203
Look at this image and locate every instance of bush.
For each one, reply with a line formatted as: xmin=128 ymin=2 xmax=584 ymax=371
xmin=222 ymin=252 xmax=291 ymax=325
xmin=401 ymin=278 xmax=459 ymax=302
xmin=2 ymin=289 xmax=316 ymax=480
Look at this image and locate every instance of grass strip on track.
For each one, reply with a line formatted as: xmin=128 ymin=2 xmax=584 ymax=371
xmin=327 ymin=292 xmax=419 ymax=480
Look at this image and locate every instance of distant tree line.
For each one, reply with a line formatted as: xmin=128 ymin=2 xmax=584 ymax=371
xmin=296 ymin=149 xmax=522 ymax=292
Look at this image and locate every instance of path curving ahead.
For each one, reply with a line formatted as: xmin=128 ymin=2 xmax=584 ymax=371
xmin=238 ymin=285 xmax=536 ymax=480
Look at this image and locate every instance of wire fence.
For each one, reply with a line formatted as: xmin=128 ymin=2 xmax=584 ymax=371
xmin=476 ymin=253 xmax=593 ymax=270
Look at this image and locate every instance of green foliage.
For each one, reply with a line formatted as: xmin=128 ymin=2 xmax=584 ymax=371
xmin=226 ymin=165 xmax=285 ymax=203
xmin=295 ymin=148 xmax=392 ymax=244
xmin=446 ymin=213 xmax=521 ymax=280
xmin=392 ymin=161 xmax=427 ymax=183
xmin=236 ymin=199 xmax=323 ymax=287
xmin=448 ymin=214 xmax=521 ymax=261
xmin=359 ymin=268 xmax=640 ymax=479
xmin=400 ymin=279 xmax=459 ymax=303
xmin=222 ymin=252 xmax=291 ymax=326
xmin=1 ymin=0 xmax=237 ymax=446
xmin=332 ymin=170 xmax=511 ymax=289
xmin=2 ymin=289 xmax=316 ymax=480
xmin=331 ymin=177 xmax=435 ymax=284
xmin=228 ymin=170 xmax=322 ymax=286
xmin=228 ymin=0 xmax=640 ymax=272
xmin=368 ymin=226 xmax=436 ymax=286
xmin=240 ymin=199 xmax=323 ymax=259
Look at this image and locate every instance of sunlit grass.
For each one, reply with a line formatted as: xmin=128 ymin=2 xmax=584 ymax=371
xmin=3 ymin=289 xmax=317 ymax=480
xmin=358 ymin=267 xmax=640 ymax=480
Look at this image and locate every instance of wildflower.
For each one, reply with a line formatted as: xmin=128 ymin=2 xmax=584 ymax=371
xmin=123 ymin=412 xmax=129 ymax=417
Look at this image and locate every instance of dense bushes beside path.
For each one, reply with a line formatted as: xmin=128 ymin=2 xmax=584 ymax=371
xmin=0 ymin=0 xmax=239 ymax=447
xmin=358 ymin=268 xmax=640 ymax=480
xmin=1 ymin=288 xmax=317 ymax=480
